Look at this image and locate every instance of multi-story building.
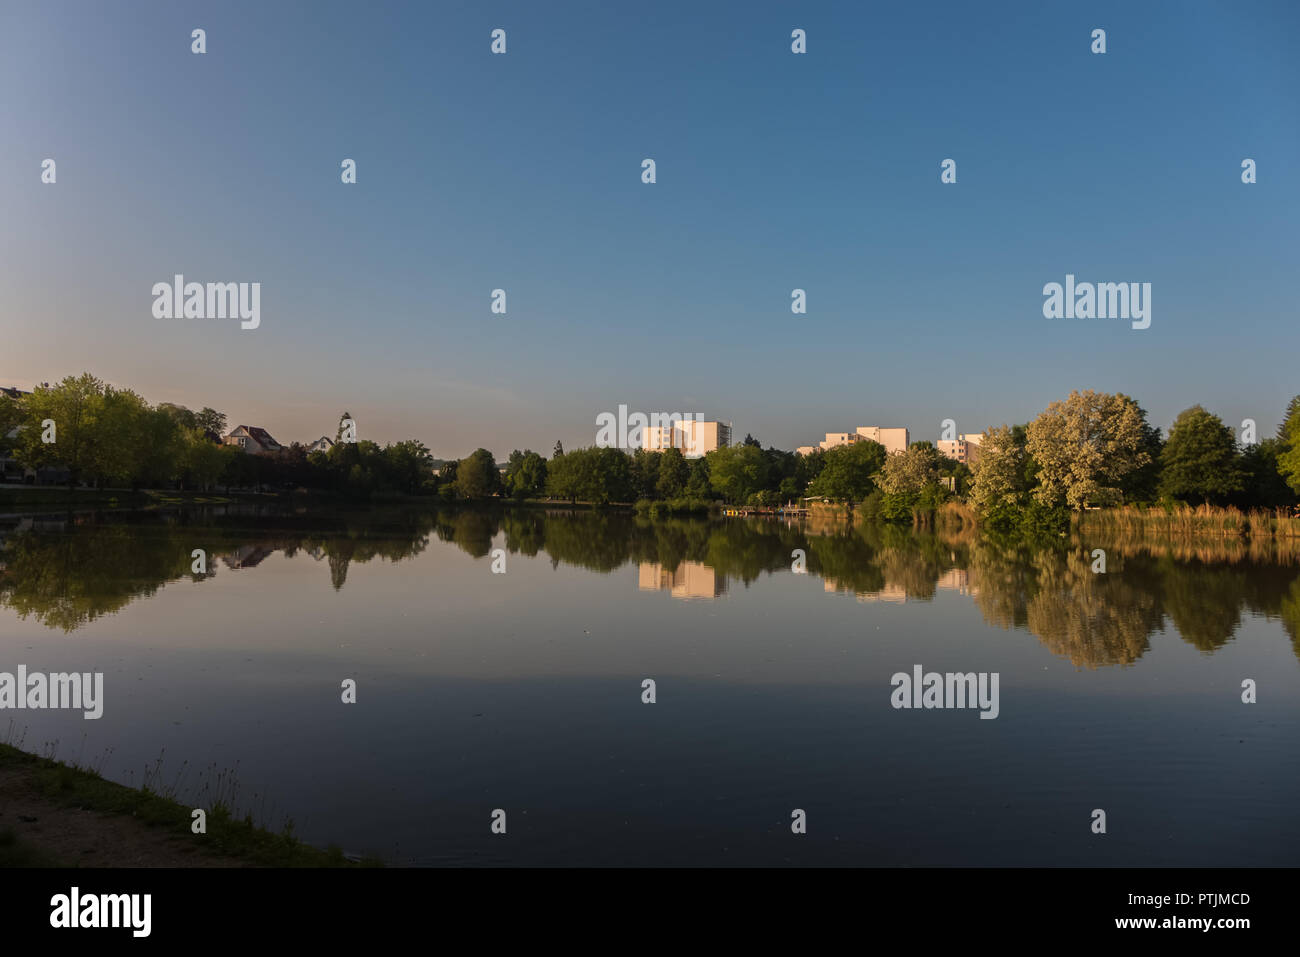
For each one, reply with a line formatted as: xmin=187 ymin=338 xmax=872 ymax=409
xmin=937 ymin=433 xmax=983 ymax=467
xmin=643 ymin=419 xmax=731 ymax=458
xmin=797 ymin=425 xmax=910 ymax=456
xmin=819 ymin=432 xmax=854 ymax=450
xmin=855 ymin=426 xmax=910 ymax=456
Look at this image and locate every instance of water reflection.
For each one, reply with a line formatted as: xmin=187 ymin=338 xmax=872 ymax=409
xmin=638 ymin=562 xmax=727 ymax=600
xmin=2 ymin=505 xmax=1298 ymax=667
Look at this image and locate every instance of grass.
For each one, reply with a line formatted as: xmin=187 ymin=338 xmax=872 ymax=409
xmin=0 ymin=741 xmax=381 ymax=868
xmin=1079 ymin=504 xmax=1300 ymax=539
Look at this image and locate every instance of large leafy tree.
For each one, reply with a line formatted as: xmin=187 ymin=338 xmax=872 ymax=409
xmin=655 ymin=447 xmax=688 ymax=498
xmin=1235 ymin=437 xmax=1296 ymax=508
xmin=706 ymin=444 xmax=769 ymax=503
xmin=1158 ymin=406 xmax=1244 ymax=504
xmin=807 ymin=440 xmax=887 ymax=502
xmin=543 ymin=447 xmax=631 ymax=504
xmin=1026 ymin=390 xmax=1152 ymax=509
xmin=629 ymin=448 xmax=661 ymax=500
xmin=454 ymin=448 xmax=502 ymax=499
xmin=195 ymin=407 xmax=227 ymax=436
xmin=877 ymin=442 xmax=941 ymax=496
xmin=15 ymin=373 xmax=106 ymax=487
xmin=504 ymin=449 xmax=547 ymax=499
xmin=684 ymin=456 xmax=711 ymax=499
xmin=384 ymin=440 xmax=435 ymax=494
xmin=970 ymin=425 xmax=1029 ymax=513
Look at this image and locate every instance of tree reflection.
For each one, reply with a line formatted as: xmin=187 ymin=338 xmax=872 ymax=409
xmin=2 ymin=506 xmax=1298 ymax=666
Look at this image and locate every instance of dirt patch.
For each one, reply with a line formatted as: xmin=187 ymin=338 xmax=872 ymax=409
xmin=0 ymin=766 xmax=245 ymax=867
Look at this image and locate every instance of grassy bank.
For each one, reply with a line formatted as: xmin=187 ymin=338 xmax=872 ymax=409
xmin=1078 ymin=504 xmax=1300 ymax=539
xmin=0 ymin=743 xmax=378 ymax=868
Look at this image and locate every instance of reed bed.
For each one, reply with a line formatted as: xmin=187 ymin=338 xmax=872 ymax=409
xmin=1080 ymin=504 xmax=1300 ymax=540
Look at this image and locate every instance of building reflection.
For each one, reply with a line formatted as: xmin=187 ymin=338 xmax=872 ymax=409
xmin=638 ymin=561 xmax=727 ymax=600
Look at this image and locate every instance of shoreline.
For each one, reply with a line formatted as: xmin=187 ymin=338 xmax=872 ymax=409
xmin=0 ymin=743 xmax=377 ymax=868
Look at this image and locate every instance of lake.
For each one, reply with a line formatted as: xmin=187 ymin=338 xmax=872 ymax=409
xmin=1 ymin=504 xmax=1297 ymax=866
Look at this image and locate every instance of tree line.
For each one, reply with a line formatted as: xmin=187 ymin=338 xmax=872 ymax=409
xmin=5 ymin=376 xmax=1297 ymax=517
xmin=0 ymin=374 xmax=436 ymax=497
xmin=466 ymin=390 xmax=1300 ymax=528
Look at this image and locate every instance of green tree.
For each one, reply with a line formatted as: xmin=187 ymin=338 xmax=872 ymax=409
xmin=707 ymin=444 xmax=769 ymax=503
xmin=384 ymin=440 xmax=435 ymax=494
xmin=545 ymin=447 xmax=581 ymax=502
xmin=1278 ymin=395 xmax=1300 ymax=496
xmin=156 ymin=402 xmax=199 ymax=430
xmin=806 ymin=440 xmax=887 ymax=502
xmin=181 ymin=428 xmax=229 ymax=490
xmin=1235 ymin=438 xmax=1296 ymax=508
xmin=589 ymin=447 xmax=633 ymax=504
xmin=970 ymin=425 xmax=1028 ymax=513
xmin=655 ymin=447 xmax=689 ymax=498
xmin=1158 ymin=406 xmax=1244 ymax=504
xmin=15 ymin=373 xmax=106 ymax=487
xmin=684 ymin=456 xmax=711 ymax=499
xmin=195 ymin=407 xmax=227 ymax=436
xmin=505 ymin=449 xmax=547 ymax=499
xmin=877 ymin=443 xmax=941 ymax=495
xmin=1026 ymin=390 xmax=1152 ymax=509
xmin=454 ymin=448 xmax=501 ymax=499
xmin=629 ymin=448 xmax=661 ymax=500
xmin=544 ymin=446 xmax=631 ymax=504
xmin=795 ymin=447 xmax=827 ymax=491
xmin=1119 ymin=412 xmax=1164 ymax=504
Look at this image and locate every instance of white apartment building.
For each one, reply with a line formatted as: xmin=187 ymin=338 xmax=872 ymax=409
xmin=855 ymin=426 xmax=910 ymax=456
xmin=937 ymin=433 xmax=983 ymax=467
xmin=799 ymin=426 xmax=910 ymax=456
xmin=819 ymin=432 xmax=854 ymax=450
xmin=643 ymin=419 xmax=732 ymax=458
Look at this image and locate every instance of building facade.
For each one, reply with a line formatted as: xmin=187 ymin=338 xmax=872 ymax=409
xmin=855 ymin=426 xmax=910 ymax=455
xmin=643 ymin=419 xmax=732 ymax=458
xmin=798 ymin=425 xmax=910 ymax=456
xmin=937 ymin=433 xmax=983 ymax=467
xmin=223 ymin=425 xmax=283 ymax=455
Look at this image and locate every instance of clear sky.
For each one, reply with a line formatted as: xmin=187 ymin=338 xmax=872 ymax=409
xmin=2 ymin=0 xmax=1296 ymax=461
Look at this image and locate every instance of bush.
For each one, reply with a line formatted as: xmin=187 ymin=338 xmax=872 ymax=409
xmin=858 ymin=490 xmax=884 ymax=523
xmin=1018 ymin=501 xmax=1070 ymax=539
xmin=880 ymin=491 xmax=920 ymax=523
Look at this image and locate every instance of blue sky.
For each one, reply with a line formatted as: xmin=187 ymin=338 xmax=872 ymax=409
xmin=1 ymin=0 xmax=1296 ymax=459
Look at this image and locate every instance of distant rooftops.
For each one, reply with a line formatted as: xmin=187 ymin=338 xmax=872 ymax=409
xmin=223 ymin=424 xmax=282 ymax=454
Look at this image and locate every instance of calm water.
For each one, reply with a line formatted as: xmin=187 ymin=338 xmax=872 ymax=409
xmin=1 ymin=505 xmax=1298 ymax=866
